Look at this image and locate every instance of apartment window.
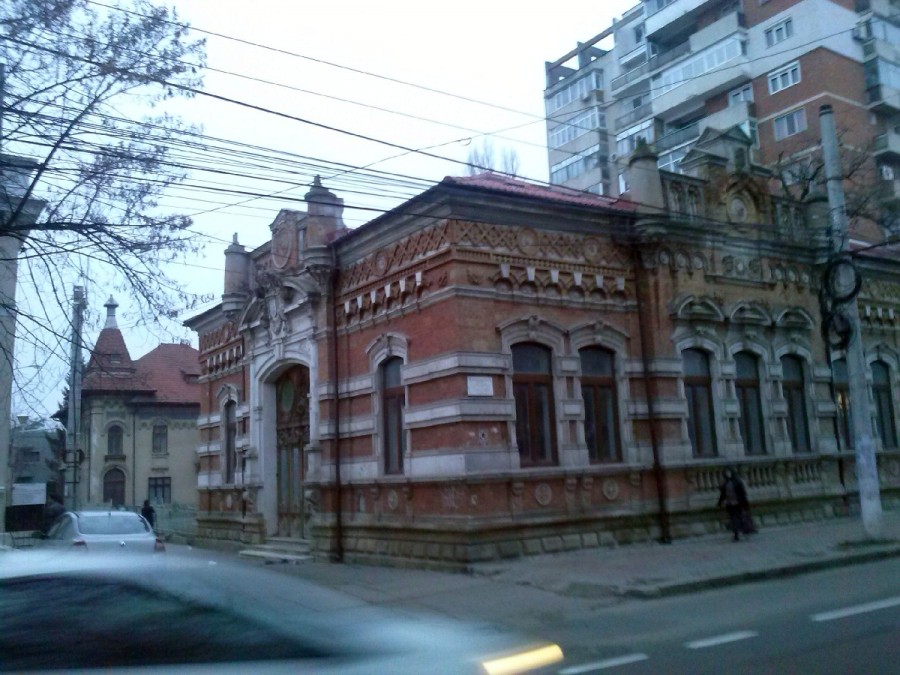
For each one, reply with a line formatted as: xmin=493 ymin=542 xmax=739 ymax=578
xmin=148 ymin=477 xmax=172 ymax=504
xmin=765 ymin=18 xmax=793 ymax=47
xmin=545 ymin=71 xmax=603 ymax=114
xmin=381 ymin=357 xmax=405 ymax=475
xmin=781 ymin=356 xmax=811 ymax=453
xmin=768 ymin=62 xmax=801 ymax=94
xmin=634 ymin=25 xmax=644 ymax=43
xmin=683 ymin=348 xmax=717 ymax=457
xmin=18 ymin=448 xmax=39 ymax=464
xmin=833 ymin=359 xmax=851 ymax=450
xmin=736 ymin=352 xmax=766 ymax=455
xmin=872 ymin=360 xmax=898 ymax=449
xmin=657 ymin=37 xmax=744 ymax=98
xmin=729 ymin=84 xmax=753 ymax=106
xmin=550 ymin=143 xmax=601 ymax=183
xmin=512 ymin=343 xmax=557 ymax=467
xmin=548 ymin=109 xmax=603 ymax=149
xmin=773 ymin=108 xmax=807 ymax=141
xmin=107 ymin=425 xmax=124 ymax=456
xmin=580 ymin=347 xmax=620 ymax=463
xmin=152 ymin=425 xmax=168 ymax=455
xmin=618 ymin=171 xmax=630 ymax=194
xmin=224 ymin=401 xmax=236 ymax=484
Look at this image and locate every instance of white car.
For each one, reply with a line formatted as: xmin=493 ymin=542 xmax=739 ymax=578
xmin=38 ymin=510 xmax=165 ymax=554
xmin=0 ymin=553 xmax=563 ymax=673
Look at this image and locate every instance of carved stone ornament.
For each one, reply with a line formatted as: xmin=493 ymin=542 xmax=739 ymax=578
xmin=517 ymin=228 xmax=540 ymax=257
xmin=271 ymin=228 xmax=293 ymax=269
xmin=387 ymin=489 xmax=399 ymax=511
xmin=602 ymin=478 xmax=619 ymax=501
xmin=534 ymin=482 xmax=552 ymax=506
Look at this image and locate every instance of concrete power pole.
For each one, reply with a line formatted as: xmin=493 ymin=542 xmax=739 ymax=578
xmin=65 ymin=286 xmax=85 ymax=510
xmin=819 ymin=104 xmax=883 ymax=538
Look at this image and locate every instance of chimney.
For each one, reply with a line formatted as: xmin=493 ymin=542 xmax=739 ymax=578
xmin=628 ymin=139 xmax=665 ymax=215
xmin=104 ymin=296 xmax=119 ymax=329
xmin=222 ymin=233 xmax=249 ymax=314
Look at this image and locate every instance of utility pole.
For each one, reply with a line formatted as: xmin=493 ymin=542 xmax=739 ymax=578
xmin=819 ymin=104 xmax=883 ymax=538
xmin=65 ymin=286 xmax=85 ymax=511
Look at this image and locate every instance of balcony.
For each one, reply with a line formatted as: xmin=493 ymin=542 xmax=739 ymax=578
xmin=652 ymin=48 xmax=750 ymax=118
xmin=611 ymin=41 xmax=690 ymax=95
xmin=856 ymin=0 xmax=900 ymax=19
xmin=700 ymin=101 xmax=755 ymax=134
xmin=655 ymin=122 xmax=700 ymax=152
xmin=646 ymin=0 xmax=719 ymax=41
xmin=868 ymin=84 xmax=900 ymax=114
xmin=615 ymin=102 xmax=654 ymax=129
xmin=612 ymin=62 xmax=650 ymax=92
xmin=689 ymin=10 xmax=746 ymax=54
xmin=874 ymin=131 xmax=900 ymax=159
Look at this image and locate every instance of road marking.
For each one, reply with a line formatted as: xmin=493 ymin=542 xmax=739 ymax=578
xmin=812 ymin=596 xmax=900 ymax=622
xmin=558 ymin=653 xmax=649 ymax=673
xmin=685 ymin=631 xmax=758 ymax=650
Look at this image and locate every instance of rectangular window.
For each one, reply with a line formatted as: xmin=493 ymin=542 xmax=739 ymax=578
xmin=148 ymin=477 xmax=171 ymax=504
xmin=581 ymin=348 xmax=620 ymax=463
xmin=768 ymin=62 xmax=801 ymax=94
xmin=152 ymin=425 xmax=168 ymax=455
xmin=765 ymin=18 xmax=793 ymax=48
xmin=548 ymin=109 xmax=603 ymax=149
xmin=549 ymin=143 xmax=601 ymax=183
xmin=773 ymin=108 xmax=807 ymax=141
xmin=545 ymin=71 xmax=603 ymax=115
xmin=657 ymin=37 xmax=743 ymax=99
xmin=18 ymin=448 xmax=39 ymax=463
xmin=512 ymin=344 xmax=558 ymax=467
xmin=618 ymin=171 xmax=630 ymax=194
xmin=683 ymin=349 xmax=717 ymax=457
xmin=729 ymin=84 xmax=753 ymax=106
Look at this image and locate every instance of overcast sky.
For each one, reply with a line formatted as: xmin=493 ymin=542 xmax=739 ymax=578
xmin=17 ymin=0 xmax=636 ymax=417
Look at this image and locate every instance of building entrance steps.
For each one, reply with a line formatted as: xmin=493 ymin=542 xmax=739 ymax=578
xmin=238 ymin=537 xmax=312 ymax=564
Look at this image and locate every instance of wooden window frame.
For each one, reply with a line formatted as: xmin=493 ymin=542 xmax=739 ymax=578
xmin=580 ymin=347 xmax=621 ymax=463
xmin=781 ymin=355 xmax=811 ymax=453
xmin=873 ymin=360 xmax=898 ymax=449
xmin=381 ymin=357 xmax=405 ymax=475
xmin=224 ymin=401 xmax=237 ymax=484
xmin=735 ymin=352 xmax=766 ymax=455
xmin=683 ymin=348 xmax=718 ymax=457
xmin=512 ymin=343 xmax=558 ymax=467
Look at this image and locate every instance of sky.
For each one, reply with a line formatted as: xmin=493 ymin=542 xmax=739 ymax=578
xmin=14 ymin=0 xmax=637 ymax=417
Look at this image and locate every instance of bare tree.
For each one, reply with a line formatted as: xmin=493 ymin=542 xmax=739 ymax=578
xmin=465 ymin=139 xmax=520 ymax=177
xmin=0 ymin=0 xmax=207 ymax=411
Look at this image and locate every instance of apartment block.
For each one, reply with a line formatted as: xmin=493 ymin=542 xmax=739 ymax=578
xmin=545 ymin=0 xmax=898 ymax=209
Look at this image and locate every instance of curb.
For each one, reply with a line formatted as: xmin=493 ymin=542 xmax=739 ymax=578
xmin=618 ymin=545 xmax=900 ymax=599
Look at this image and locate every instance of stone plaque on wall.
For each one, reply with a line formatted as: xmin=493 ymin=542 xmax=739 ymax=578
xmin=467 ymin=376 xmax=493 ymax=397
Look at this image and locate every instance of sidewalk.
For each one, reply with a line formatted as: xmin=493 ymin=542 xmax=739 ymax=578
xmin=469 ymin=509 xmax=900 ymax=599
xmin=254 ymin=511 xmax=900 ymax=614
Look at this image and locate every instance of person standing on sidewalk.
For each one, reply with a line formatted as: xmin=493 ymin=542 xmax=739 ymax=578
xmin=718 ymin=467 xmax=749 ymax=541
xmin=141 ymin=499 xmax=157 ymax=530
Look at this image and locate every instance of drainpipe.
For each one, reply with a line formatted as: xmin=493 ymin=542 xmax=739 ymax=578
xmin=631 ymin=244 xmax=672 ymax=544
xmin=330 ymin=246 xmax=343 ymax=562
xmin=131 ymin=411 xmax=136 ymax=510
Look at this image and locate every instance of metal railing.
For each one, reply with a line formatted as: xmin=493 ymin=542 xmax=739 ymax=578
xmin=655 ymin=122 xmax=700 ymax=151
xmin=615 ymin=102 xmax=653 ymax=129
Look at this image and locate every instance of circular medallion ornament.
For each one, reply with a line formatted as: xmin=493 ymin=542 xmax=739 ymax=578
xmin=729 ymin=195 xmax=749 ymax=223
xmin=517 ymin=228 xmax=540 ymax=257
xmin=534 ymin=483 xmax=552 ymax=506
xmin=387 ymin=489 xmax=399 ymax=511
xmin=272 ymin=228 xmax=293 ymax=269
xmin=583 ymin=236 xmax=603 ymax=264
xmin=374 ymin=251 xmax=390 ymax=277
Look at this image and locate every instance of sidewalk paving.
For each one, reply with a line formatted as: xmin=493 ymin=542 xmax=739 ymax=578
xmin=469 ymin=509 xmax=900 ymax=599
xmin=252 ymin=510 xmax=900 ymax=617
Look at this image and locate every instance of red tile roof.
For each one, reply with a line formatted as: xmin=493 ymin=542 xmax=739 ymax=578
xmin=442 ymin=172 xmax=639 ymax=212
xmin=83 ymin=328 xmax=199 ymax=405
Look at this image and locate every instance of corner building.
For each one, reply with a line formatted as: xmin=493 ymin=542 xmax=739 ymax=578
xmin=187 ymin=149 xmax=900 ymax=565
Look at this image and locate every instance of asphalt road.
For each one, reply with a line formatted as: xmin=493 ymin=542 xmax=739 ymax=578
xmin=167 ymin=545 xmax=898 ymax=674
xmin=550 ymin=559 xmax=900 ymax=675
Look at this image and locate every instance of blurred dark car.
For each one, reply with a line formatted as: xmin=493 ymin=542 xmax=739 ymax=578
xmin=36 ymin=510 xmax=165 ymax=554
xmin=0 ymin=553 xmax=563 ymax=673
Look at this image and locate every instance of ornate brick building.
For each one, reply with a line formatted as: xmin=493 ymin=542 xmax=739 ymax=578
xmin=187 ymin=137 xmax=900 ymax=565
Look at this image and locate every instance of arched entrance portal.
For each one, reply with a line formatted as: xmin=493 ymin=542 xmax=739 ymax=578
xmin=275 ymin=365 xmax=310 ymax=538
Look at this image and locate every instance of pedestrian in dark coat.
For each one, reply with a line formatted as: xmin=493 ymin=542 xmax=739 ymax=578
xmin=718 ymin=467 xmax=749 ymax=541
xmin=141 ymin=499 xmax=157 ymax=530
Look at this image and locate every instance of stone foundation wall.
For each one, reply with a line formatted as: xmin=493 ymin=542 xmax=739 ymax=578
xmin=194 ymin=512 xmax=266 ymax=551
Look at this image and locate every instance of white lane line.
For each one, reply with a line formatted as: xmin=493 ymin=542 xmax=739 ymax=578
xmin=685 ymin=630 xmax=758 ymax=650
xmin=812 ymin=596 xmax=900 ymax=622
xmin=558 ymin=653 xmax=649 ymax=673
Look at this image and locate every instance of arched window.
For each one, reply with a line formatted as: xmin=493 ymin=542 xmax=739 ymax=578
xmin=832 ymin=359 xmax=851 ymax=450
xmin=103 ymin=468 xmax=125 ymax=506
xmin=735 ymin=352 xmax=765 ymax=455
xmin=781 ymin=355 xmax=810 ymax=453
xmin=381 ymin=357 xmax=405 ymax=475
xmin=107 ymin=425 xmax=123 ymax=456
xmin=512 ymin=343 xmax=557 ymax=466
xmin=224 ymin=401 xmax=236 ymax=484
xmin=872 ymin=360 xmax=897 ymax=449
xmin=683 ymin=348 xmax=717 ymax=457
xmin=580 ymin=346 xmax=620 ymax=462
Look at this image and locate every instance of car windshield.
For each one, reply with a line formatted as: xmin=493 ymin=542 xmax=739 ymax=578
xmin=76 ymin=514 xmax=149 ymax=535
